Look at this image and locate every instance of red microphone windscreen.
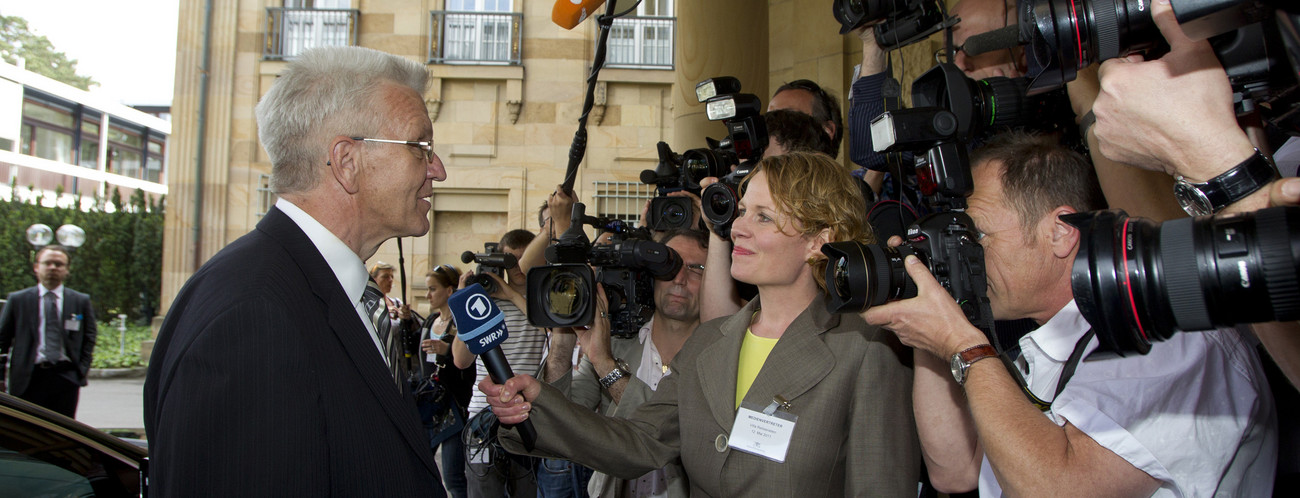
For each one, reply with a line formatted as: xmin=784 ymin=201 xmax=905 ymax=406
xmin=553 ymin=0 xmax=607 ymax=30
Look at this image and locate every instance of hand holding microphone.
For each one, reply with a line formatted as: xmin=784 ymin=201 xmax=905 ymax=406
xmin=448 ymin=283 xmax=538 ymax=450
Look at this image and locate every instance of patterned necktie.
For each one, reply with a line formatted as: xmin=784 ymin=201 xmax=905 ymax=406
xmin=362 ymin=280 xmax=405 ymax=390
xmin=42 ymin=291 xmax=64 ymax=363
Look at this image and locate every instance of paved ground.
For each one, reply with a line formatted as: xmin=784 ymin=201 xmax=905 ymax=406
xmin=76 ymin=375 xmax=145 ymax=434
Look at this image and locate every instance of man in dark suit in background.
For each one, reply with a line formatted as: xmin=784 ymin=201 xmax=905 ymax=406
xmin=0 ymin=244 xmax=98 ymax=418
xmin=144 ymin=46 xmax=449 ymax=497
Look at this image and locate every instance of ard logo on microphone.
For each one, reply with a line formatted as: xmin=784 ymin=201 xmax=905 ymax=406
xmin=466 ymin=294 xmax=492 ymax=320
xmin=449 ymin=283 xmax=510 ymax=354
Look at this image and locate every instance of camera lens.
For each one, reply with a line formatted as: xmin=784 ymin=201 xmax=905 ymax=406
xmin=1023 ymin=0 xmax=1159 ymax=93
xmin=1068 ymin=207 xmax=1300 ymax=355
xmin=544 ymin=272 xmax=589 ymax=321
xmin=821 ymin=241 xmax=919 ymax=313
xmin=702 ymin=183 xmax=738 ymax=226
xmin=662 ymin=203 xmax=686 ymax=225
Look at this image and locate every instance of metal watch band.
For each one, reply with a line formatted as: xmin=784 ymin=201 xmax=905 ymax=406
xmin=598 ymin=359 xmax=630 ymax=390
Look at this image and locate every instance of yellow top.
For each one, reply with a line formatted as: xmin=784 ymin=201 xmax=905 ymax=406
xmin=736 ymin=328 xmax=779 ymax=409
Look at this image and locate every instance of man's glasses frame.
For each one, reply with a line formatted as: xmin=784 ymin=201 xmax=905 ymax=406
xmin=350 ymin=137 xmax=435 ymax=163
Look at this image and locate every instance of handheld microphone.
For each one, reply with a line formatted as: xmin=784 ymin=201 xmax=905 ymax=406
xmin=448 ymin=283 xmax=538 ymax=450
xmin=959 ymin=25 xmax=1021 ymax=57
xmin=553 ymin=0 xmax=607 ymax=30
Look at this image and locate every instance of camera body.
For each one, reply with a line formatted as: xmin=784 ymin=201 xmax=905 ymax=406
xmin=822 ymin=211 xmax=993 ymax=330
xmin=832 ymin=0 xmax=958 ymax=51
xmin=528 ymin=203 xmax=683 ymax=337
xmin=642 ymin=142 xmax=733 ymax=230
xmin=461 ymin=242 xmax=518 ymax=295
xmin=700 ymin=164 xmax=753 ymax=239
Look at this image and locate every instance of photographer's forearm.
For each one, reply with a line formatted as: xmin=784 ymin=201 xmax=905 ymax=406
xmin=700 ymin=232 xmax=742 ymax=322
xmin=542 ymin=328 xmax=577 ymax=383
xmin=912 ymin=350 xmax=981 ymax=493
xmin=452 ymin=336 xmax=475 ymax=369
xmin=1087 ymin=129 xmax=1185 ymax=222
xmin=520 ymin=218 xmax=555 ymax=274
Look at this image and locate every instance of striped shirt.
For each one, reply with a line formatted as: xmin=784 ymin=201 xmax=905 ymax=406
xmin=467 ymin=298 xmax=547 ymax=417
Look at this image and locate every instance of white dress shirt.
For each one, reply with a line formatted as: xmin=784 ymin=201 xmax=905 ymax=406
xmin=35 ymin=284 xmax=65 ymax=364
xmin=978 ymin=300 xmax=1277 ymax=497
xmin=275 ymin=198 xmax=387 ymax=364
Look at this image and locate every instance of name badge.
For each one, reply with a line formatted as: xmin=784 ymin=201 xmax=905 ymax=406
xmin=64 ymin=316 xmax=81 ymax=332
xmin=729 ymin=398 xmax=797 ymax=463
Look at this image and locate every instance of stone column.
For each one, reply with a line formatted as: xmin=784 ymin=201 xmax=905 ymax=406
xmin=671 ymin=1 xmax=769 ymax=151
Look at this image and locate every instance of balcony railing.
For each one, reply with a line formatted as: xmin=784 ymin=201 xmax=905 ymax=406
xmin=264 ymin=7 xmax=360 ymax=61
xmin=429 ymin=11 xmax=523 ymax=65
xmin=606 ymin=16 xmax=674 ymax=69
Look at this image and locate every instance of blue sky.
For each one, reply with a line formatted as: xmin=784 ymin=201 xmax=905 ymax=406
xmin=3 ymin=0 xmax=180 ymax=106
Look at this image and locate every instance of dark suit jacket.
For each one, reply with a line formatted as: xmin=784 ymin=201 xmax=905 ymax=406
xmin=503 ymin=295 xmax=921 ymax=496
xmin=144 ymin=207 xmax=443 ymax=497
xmin=0 ymin=285 xmax=98 ymax=394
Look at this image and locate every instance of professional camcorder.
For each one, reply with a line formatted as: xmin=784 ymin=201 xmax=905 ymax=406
xmin=461 ymin=242 xmax=518 ymax=295
xmin=527 ymin=203 xmax=683 ymax=337
xmin=832 ymin=0 xmax=960 ymax=51
xmin=643 ymin=77 xmax=767 ymax=235
xmin=1065 ymin=206 xmax=1300 ymax=355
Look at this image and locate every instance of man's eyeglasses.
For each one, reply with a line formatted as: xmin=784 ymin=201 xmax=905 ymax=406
xmin=351 ymin=137 xmax=435 ymax=163
xmin=685 ymin=264 xmax=705 ymax=279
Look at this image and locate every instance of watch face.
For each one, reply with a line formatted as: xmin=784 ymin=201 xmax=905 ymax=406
xmin=1174 ymin=180 xmax=1213 ymax=216
xmin=950 ymin=354 xmax=964 ymax=384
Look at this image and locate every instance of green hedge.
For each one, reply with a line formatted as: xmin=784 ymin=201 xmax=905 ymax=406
xmin=0 ymin=182 xmax=164 ymax=324
xmin=91 ymin=319 xmax=150 ymax=369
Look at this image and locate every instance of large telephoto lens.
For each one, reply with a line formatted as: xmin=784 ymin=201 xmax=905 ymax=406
xmin=1067 ymin=206 xmax=1300 ymax=355
xmin=821 ymin=241 xmax=919 ymax=313
xmin=1022 ymin=0 xmax=1159 ymax=93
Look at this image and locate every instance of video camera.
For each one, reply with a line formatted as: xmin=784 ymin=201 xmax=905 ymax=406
xmin=832 ymin=0 xmax=960 ymax=51
xmin=527 ymin=203 xmax=683 ymax=337
xmin=461 ymin=242 xmax=518 ymax=295
xmin=1065 ymin=205 xmax=1300 ymax=355
xmin=643 ymin=77 xmax=767 ymax=235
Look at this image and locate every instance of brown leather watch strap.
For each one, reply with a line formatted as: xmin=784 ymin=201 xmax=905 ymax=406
xmin=958 ymin=344 xmax=998 ymax=364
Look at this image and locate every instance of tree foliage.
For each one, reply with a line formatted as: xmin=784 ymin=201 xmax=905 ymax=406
xmin=1 ymin=181 xmax=164 ymax=324
xmin=0 ymin=15 xmax=96 ymax=90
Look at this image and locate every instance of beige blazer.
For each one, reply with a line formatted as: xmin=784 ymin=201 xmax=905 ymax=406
xmin=503 ymin=295 xmax=920 ymax=496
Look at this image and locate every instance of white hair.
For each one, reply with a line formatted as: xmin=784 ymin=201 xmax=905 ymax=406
xmin=254 ymin=46 xmax=429 ymax=194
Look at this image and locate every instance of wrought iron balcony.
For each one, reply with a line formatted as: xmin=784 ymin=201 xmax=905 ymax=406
xmin=264 ymin=7 xmax=360 ymax=61
xmin=606 ymin=16 xmax=675 ymax=69
xmin=428 ymin=11 xmax=523 ymax=65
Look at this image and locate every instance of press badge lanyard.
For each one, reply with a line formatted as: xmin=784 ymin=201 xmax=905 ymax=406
xmin=1003 ymin=329 xmax=1096 ymax=412
xmin=729 ymin=395 xmax=797 ymax=463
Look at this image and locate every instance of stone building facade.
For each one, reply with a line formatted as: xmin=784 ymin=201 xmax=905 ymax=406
xmin=157 ymin=0 xmax=945 ymax=334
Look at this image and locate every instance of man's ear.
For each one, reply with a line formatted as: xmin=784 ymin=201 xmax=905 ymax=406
xmin=328 ymin=136 xmax=361 ymax=194
xmin=1046 ymin=205 xmax=1080 ymax=259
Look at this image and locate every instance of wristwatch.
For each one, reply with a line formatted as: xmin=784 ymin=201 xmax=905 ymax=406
xmin=1173 ymin=149 xmax=1277 ymax=216
xmin=598 ymin=358 xmax=632 ymax=390
xmin=950 ymin=345 xmax=998 ymax=386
